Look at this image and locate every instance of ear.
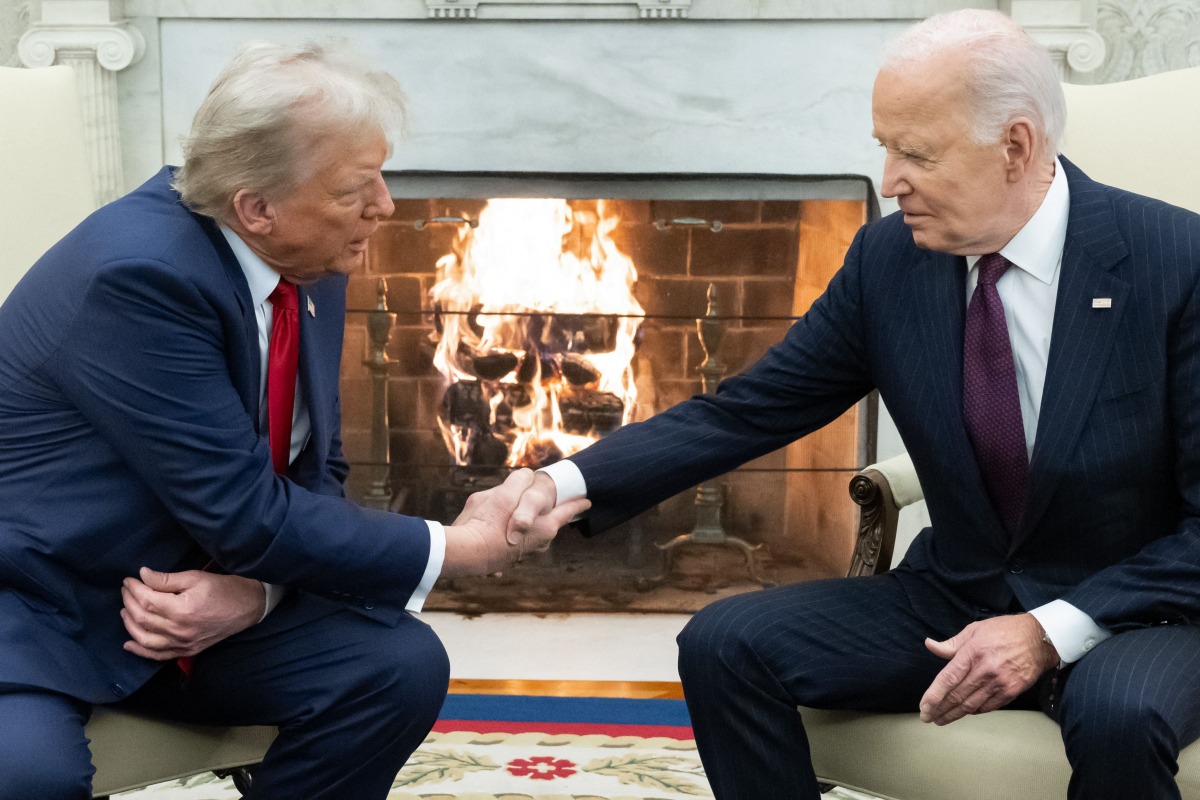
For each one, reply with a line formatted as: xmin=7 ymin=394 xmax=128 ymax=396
xmin=1001 ymin=118 xmax=1038 ymax=182
xmin=231 ymin=189 xmax=275 ymax=235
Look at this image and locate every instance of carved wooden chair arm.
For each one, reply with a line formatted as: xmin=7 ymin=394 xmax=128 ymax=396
xmin=846 ymin=452 xmax=922 ymax=578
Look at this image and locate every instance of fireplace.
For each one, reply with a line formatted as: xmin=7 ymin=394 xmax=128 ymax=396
xmin=337 ymin=172 xmax=878 ymax=611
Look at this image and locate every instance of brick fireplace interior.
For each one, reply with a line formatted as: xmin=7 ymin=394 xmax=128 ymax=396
xmin=338 ymin=174 xmax=878 ymax=612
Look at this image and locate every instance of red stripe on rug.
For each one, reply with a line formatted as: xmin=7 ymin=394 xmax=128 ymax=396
xmin=432 ymin=719 xmax=695 ymax=739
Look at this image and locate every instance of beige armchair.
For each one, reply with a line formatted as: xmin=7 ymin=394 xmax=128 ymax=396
xmin=804 ymin=453 xmax=1200 ymax=799
xmin=0 ymin=64 xmax=275 ymax=799
xmin=802 ymin=64 xmax=1200 ymax=800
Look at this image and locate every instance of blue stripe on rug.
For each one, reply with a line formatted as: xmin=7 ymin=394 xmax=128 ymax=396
xmin=441 ymin=693 xmax=692 ymax=727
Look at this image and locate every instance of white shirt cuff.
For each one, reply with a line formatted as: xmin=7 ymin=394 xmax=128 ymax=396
xmin=1029 ymin=599 xmax=1112 ymax=663
xmin=539 ymin=459 xmax=588 ymax=504
xmin=405 ymin=520 xmax=446 ymax=613
xmin=258 ymin=582 xmax=286 ymax=623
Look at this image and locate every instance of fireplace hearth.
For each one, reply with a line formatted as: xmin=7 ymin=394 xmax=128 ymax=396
xmin=339 ymin=173 xmax=878 ymax=612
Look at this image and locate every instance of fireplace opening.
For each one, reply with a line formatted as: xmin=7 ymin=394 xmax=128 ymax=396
xmin=340 ymin=173 xmax=879 ymax=613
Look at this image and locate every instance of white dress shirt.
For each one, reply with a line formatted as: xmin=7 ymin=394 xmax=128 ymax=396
xmin=219 ymin=226 xmax=443 ymax=616
xmin=542 ymin=158 xmax=1108 ymax=664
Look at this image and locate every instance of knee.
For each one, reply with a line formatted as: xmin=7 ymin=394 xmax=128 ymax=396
xmin=363 ymin=618 xmax=451 ymax=725
xmin=0 ymin=736 xmax=90 ymax=800
xmin=1061 ymin=681 xmax=1175 ymax=760
xmin=677 ymin=595 xmax=761 ymax=686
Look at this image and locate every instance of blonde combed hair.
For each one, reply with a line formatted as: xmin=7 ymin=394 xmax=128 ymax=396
xmin=173 ymin=41 xmax=407 ymax=220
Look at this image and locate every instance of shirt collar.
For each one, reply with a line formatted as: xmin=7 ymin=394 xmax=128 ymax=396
xmin=968 ymin=156 xmax=1070 ymax=285
xmin=219 ymin=224 xmax=282 ymax=307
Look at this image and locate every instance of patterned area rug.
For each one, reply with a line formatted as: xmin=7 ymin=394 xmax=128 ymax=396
xmin=115 ymin=692 xmax=876 ymax=800
xmin=116 ymin=694 xmax=713 ymax=799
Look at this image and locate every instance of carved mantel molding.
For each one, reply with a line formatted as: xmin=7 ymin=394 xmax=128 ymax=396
xmin=1005 ymin=0 xmax=1107 ymax=80
xmin=18 ymin=1 xmax=145 ymax=205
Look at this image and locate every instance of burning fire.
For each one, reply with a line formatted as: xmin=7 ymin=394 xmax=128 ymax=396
xmin=429 ymin=199 xmax=645 ymax=468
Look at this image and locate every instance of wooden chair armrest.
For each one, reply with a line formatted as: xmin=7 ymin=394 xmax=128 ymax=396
xmin=846 ymin=453 xmax=922 ymax=578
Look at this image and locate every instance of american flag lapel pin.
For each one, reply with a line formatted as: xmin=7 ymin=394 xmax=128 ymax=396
xmin=307 ymin=295 xmax=316 ymax=317
xmin=1092 ymin=297 xmax=1112 ymax=309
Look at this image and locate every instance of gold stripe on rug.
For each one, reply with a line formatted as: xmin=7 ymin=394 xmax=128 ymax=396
xmin=448 ymin=678 xmax=684 ymax=699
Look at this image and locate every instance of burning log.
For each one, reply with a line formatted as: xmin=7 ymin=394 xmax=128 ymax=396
xmin=538 ymin=314 xmax=621 ymax=354
xmin=472 ymin=351 xmax=519 ymax=381
xmin=561 ymin=391 xmax=625 ymax=436
xmin=515 ymin=439 xmax=565 ymax=468
xmin=442 ymin=380 xmax=488 ymax=427
xmin=560 ymin=353 xmax=600 ymax=386
xmin=469 ymin=432 xmax=509 ymax=466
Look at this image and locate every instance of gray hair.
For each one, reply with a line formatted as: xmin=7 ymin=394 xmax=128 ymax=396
xmin=880 ymin=9 xmax=1065 ymax=158
xmin=173 ymin=40 xmax=407 ymax=220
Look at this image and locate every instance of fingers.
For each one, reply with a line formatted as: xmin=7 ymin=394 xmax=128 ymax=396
xmin=521 ymin=497 xmax=590 ymax=553
xmin=924 ymin=635 xmax=958 ymax=660
xmin=919 ymin=616 xmax=1052 ymax=725
xmin=508 ymin=472 xmax=559 ymax=544
xmin=137 ymin=565 xmax=199 ymax=593
xmin=121 ymin=608 xmax=193 ymax=660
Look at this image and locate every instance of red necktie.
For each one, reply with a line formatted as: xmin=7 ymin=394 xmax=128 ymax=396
xmin=178 ymin=280 xmax=299 ymax=681
xmin=267 ymin=279 xmax=299 ymax=476
xmin=963 ymin=253 xmax=1029 ymax=535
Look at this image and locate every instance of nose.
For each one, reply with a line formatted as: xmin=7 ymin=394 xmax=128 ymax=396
xmin=365 ymin=173 xmax=395 ymax=220
xmin=880 ymin=153 xmax=910 ymax=200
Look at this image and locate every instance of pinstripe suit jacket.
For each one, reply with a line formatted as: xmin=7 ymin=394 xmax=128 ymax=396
xmin=572 ymin=158 xmax=1200 ymax=630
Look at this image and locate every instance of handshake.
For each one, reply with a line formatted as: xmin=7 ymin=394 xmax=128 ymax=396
xmin=441 ymin=468 xmax=591 ymax=579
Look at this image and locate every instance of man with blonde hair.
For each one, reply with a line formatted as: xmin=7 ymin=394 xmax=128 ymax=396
xmin=0 ymin=42 xmax=582 ymax=798
xmin=514 ymin=9 xmax=1200 ymax=798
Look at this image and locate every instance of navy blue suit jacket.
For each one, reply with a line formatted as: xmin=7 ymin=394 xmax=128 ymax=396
xmin=573 ymin=158 xmax=1200 ymax=630
xmin=0 ymin=168 xmax=431 ymax=703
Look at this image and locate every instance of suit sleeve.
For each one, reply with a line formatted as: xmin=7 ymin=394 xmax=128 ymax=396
xmin=52 ymin=258 xmax=429 ymax=618
xmin=572 ymin=224 xmax=877 ymax=534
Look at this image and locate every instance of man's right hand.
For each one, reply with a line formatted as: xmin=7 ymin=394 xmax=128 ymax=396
xmin=441 ymin=468 xmax=588 ymax=578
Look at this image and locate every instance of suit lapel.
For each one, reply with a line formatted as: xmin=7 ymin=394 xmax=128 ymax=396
xmin=912 ymin=249 xmax=967 ymax=431
xmin=196 ymin=213 xmax=262 ymax=425
xmin=1017 ymin=163 xmax=1130 ymax=547
xmin=296 ymin=285 xmax=328 ymax=462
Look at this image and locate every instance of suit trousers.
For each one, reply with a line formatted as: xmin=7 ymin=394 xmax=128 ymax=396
xmin=676 ymin=574 xmax=1200 ymax=800
xmin=0 ymin=593 xmax=450 ymax=800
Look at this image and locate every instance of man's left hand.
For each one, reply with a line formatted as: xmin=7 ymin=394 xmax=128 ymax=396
xmin=919 ymin=612 xmax=1059 ymax=725
xmin=120 ymin=567 xmax=266 ymax=660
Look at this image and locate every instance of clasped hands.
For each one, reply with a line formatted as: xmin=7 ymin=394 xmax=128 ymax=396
xmin=442 ymin=467 xmax=587 ymax=578
xmin=121 ymin=468 xmax=586 ymax=660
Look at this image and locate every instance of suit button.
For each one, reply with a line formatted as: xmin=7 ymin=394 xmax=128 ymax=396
xmin=1009 ymin=559 xmax=1026 ymax=574
xmin=110 ymin=683 xmax=125 ymax=698
xmin=364 ymin=600 xmax=376 ymax=610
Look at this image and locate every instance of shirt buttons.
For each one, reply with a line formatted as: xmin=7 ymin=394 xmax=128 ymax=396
xmin=1083 ymin=638 xmax=1096 ymax=651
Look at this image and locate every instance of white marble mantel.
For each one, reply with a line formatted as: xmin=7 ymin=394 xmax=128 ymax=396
xmin=106 ymin=0 xmax=1104 ymax=197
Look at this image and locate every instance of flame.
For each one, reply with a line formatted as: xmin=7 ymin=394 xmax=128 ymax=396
xmin=429 ymin=199 xmax=644 ymax=468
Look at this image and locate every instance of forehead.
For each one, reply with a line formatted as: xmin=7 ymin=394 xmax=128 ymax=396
xmin=871 ymin=54 xmax=971 ymax=142
xmin=305 ymin=128 xmax=389 ymax=182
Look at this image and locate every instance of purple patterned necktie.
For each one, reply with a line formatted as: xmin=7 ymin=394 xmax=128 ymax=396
xmin=963 ymin=253 xmax=1028 ymax=535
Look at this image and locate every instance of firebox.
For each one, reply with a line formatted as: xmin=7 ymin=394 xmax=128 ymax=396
xmin=339 ymin=173 xmax=879 ymax=613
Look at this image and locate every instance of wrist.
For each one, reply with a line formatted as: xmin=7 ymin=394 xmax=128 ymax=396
xmin=1031 ymin=617 xmax=1060 ymax=670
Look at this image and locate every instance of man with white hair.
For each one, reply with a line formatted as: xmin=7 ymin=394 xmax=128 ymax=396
xmin=514 ymin=9 xmax=1200 ymax=798
xmin=0 ymin=43 xmax=582 ymax=798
